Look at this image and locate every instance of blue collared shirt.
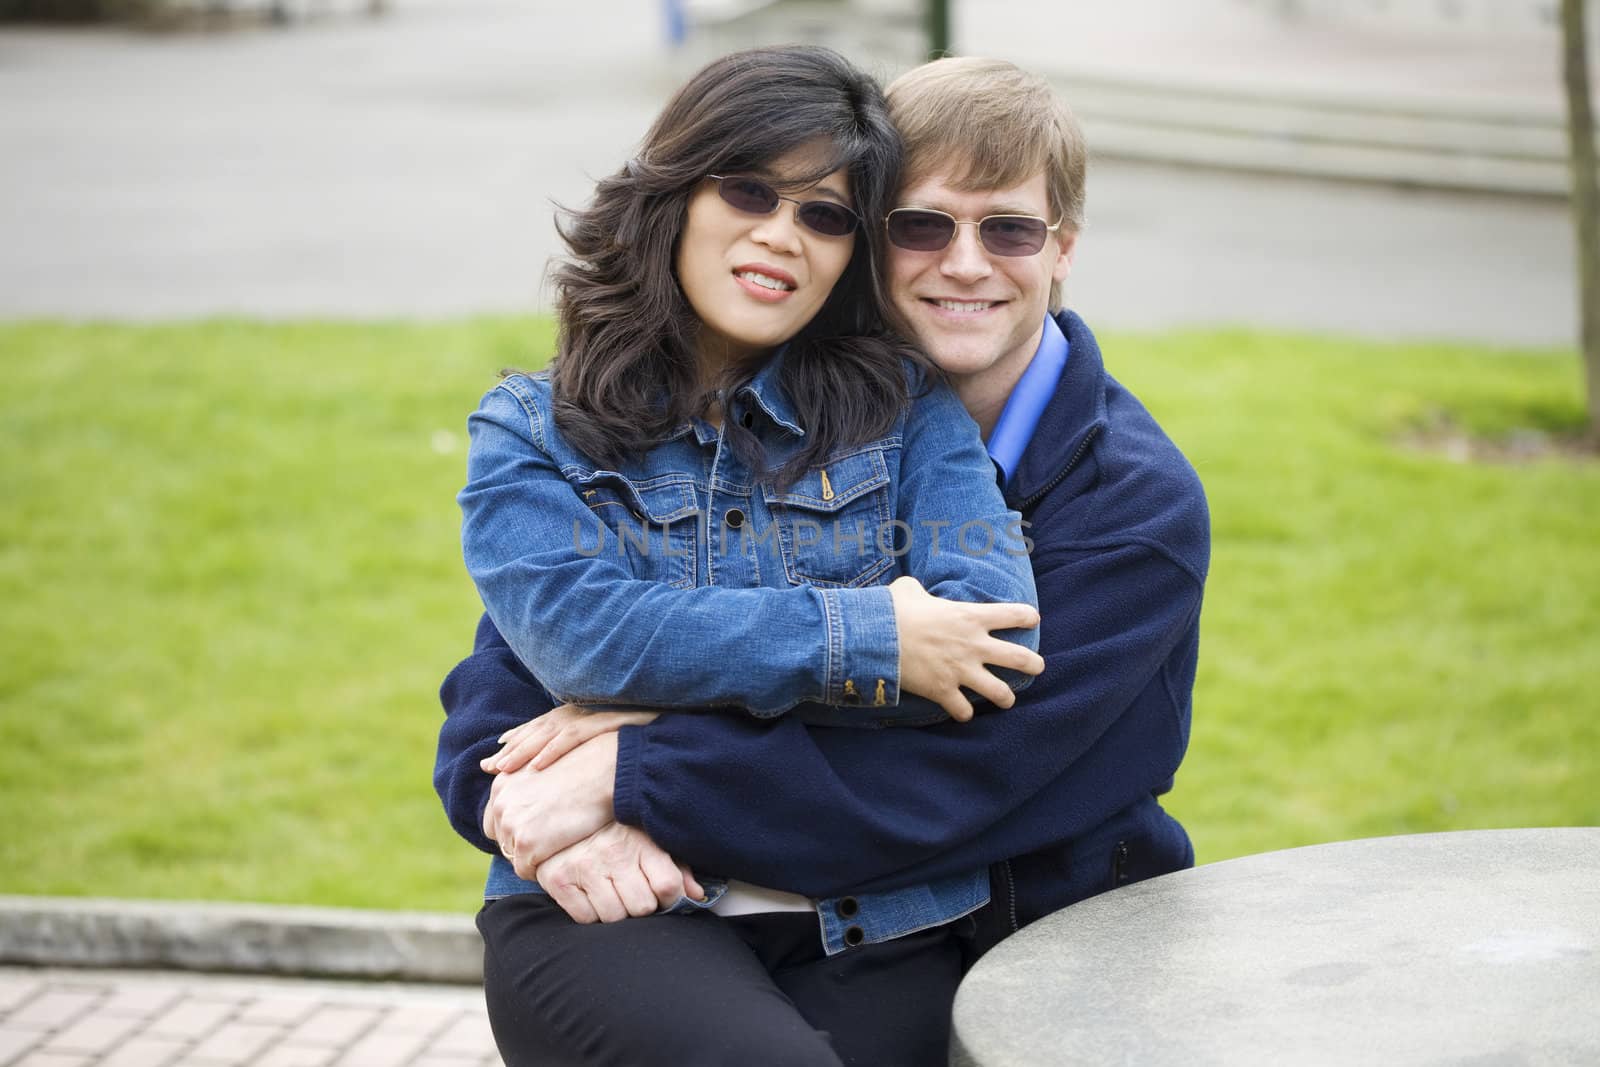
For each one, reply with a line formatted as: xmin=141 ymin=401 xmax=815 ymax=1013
xmin=986 ymin=314 xmax=1070 ymax=485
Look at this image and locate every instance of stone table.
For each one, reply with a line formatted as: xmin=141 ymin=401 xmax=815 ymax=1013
xmin=951 ymin=828 xmax=1600 ymax=1066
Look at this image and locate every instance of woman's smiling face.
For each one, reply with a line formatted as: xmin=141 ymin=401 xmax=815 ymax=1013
xmin=675 ymin=140 xmax=857 ymax=371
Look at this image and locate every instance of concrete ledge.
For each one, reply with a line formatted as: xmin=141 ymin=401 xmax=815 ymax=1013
xmin=0 ymin=896 xmax=482 ymax=985
xmin=1056 ymin=67 xmax=1578 ymax=198
xmin=1081 ymin=116 xmax=1571 ymax=198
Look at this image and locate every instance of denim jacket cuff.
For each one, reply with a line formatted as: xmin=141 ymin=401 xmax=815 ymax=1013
xmin=820 ymin=586 xmax=900 ymax=708
xmin=612 ymin=724 xmax=646 ymax=830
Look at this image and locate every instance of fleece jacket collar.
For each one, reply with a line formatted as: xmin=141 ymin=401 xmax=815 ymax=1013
xmin=1005 ymin=309 xmax=1110 ymax=508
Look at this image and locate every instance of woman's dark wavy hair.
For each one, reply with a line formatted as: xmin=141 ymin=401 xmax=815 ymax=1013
xmin=548 ymin=45 xmax=928 ymax=488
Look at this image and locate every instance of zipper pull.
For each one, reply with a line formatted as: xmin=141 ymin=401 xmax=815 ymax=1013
xmin=1112 ymin=840 xmax=1130 ymax=885
xmin=873 ymin=679 xmax=886 ymax=706
xmin=820 ymin=468 xmax=835 ymax=501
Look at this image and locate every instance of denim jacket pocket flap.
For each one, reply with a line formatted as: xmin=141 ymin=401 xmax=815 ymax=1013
xmin=761 ymin=447 xmax=893 ymax=589
xmin=761 ymin=447 xmax=889 ymax=513
xmin=574 ymin=472 xmax=699 ymax=524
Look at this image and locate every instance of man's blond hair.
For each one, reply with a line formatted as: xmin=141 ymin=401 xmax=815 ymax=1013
xmin=886 ymin=57 xmax=1086 ymax=308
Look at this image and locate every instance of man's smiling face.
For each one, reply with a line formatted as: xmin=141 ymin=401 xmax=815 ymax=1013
xmin=887 ymin=169 xmax=1074 ymax=392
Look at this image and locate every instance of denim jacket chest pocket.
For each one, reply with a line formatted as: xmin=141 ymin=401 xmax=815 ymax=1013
xmin=761 ymin=445 xmax=895 ymax=589
xmin=572 ymin=470 xmax=700 ymax=590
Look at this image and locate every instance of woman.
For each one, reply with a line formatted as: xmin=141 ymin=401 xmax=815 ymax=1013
xmin=457 ymin=46 xmax=1040 ymax=1066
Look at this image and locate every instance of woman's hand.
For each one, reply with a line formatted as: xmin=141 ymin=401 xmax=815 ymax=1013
xmin=485 ymin=733 xmax=619 ymax=878
xmin=889 ymin=575 xmax=1045 ymax=722
xmin=535 ymin=821 xmax=705 ymax=924
xmin=482 ymin=704 xmax=659 ymax=775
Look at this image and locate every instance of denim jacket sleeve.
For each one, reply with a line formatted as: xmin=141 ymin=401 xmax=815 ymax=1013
xmin=872 ymin=378 xmax=1040 ymax=718
xmin=460 ymin=379 xmax=899 ymax=716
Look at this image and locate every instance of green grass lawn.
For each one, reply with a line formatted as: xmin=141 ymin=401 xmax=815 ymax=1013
xmin=1 ymin=318 xmax=1595 ymax=912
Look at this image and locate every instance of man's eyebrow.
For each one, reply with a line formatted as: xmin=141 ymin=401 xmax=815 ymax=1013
xmin=900 ymin=198 xmax=1043 ymax=217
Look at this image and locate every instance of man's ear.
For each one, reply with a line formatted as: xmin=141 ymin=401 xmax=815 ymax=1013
xmin=1052 ymin=231 xmax=1077 ymax=285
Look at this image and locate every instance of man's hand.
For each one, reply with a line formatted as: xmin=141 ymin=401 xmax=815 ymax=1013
xmin=535 ymin=821 xmax=705 ymax=924
xmin=483 ymin=733 xmax=619 ymax=879
xmin=482 ymin=704 xmax=658 ymax=774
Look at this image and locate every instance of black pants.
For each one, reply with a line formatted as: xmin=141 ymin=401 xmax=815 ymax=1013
xmin=478 ymin=893 xmax=974 ymax=1067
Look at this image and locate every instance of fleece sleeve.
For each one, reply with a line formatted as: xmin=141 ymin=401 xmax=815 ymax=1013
xmin=612 ymin=542 xmax=1203 ymax=897
xmin=433 ymin=613 xmax=559 ymax=854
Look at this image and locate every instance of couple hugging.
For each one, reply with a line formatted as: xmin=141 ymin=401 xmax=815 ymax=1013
xmin=436 ymin=45 xmax=1209 ymax=1067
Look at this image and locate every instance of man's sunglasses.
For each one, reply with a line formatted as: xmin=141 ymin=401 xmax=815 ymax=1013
xmin=885 ymin=208 xmax=1063 ymax=257
xmin=707 ymin=175 xmax=861 ymax=238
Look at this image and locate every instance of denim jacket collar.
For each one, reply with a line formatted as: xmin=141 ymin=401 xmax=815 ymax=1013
xmin=735 ymin=346 xmax=807 ymax=438
xmin=654 ymin=347 xmax=807 ymax=444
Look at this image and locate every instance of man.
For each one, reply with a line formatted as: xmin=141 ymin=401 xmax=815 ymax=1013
xmin=439 ymin=51 xmax=1205 ymax=991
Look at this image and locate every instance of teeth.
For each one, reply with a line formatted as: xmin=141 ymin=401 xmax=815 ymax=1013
xmin=737 ymin=271 xmax=795 ymax=291
xmin=935 ymin=300 xmax=995 ymax=313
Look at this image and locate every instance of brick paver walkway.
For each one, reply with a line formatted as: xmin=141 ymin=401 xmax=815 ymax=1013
xmin=0 ymin=968 xmax=502 ymax=1067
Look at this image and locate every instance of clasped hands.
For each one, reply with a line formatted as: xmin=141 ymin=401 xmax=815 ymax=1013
xmin=480 ymin=705 xmax=704 ymax=924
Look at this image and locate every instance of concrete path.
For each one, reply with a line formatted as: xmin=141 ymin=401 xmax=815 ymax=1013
xmin=0 ymin=0 xmax=1579 ymax=344
xmin=0 ymin=967 xmax=500 ymax=1067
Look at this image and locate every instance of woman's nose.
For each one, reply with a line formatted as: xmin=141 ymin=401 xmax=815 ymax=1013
xmin=750 ymin=209 xmax=805 ymax=256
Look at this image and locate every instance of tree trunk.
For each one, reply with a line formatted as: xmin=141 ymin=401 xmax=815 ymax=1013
xmin=1562 ymin=0 xmax=1600 ymax=444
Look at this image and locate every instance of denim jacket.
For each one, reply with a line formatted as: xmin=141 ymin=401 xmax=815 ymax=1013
xmin=460 ymin=355 xmax=1038 ymax=724
xmin=457 ymin=352 xmax=1039 ymax=951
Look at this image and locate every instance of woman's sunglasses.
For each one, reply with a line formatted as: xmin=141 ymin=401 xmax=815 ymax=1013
xmin=708 ymin=175 xmax=861 ymax=238
xmin=885 ymin=208 xmax=1063 ymax=257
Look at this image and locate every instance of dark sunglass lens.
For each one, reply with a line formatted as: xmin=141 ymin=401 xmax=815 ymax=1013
xmin=797 ymin=202 xmax=857 ymax=237
xmin=887 ymin=211 xmax=955 ymax=251
xmin=718 ymin=177 xmax=779 ymax=215
xmin=979 ymin=216 xmax=1048 ymax=256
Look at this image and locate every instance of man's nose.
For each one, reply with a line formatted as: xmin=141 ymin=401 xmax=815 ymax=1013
xmin=938 ymin=223 xmax=992 ymax=284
